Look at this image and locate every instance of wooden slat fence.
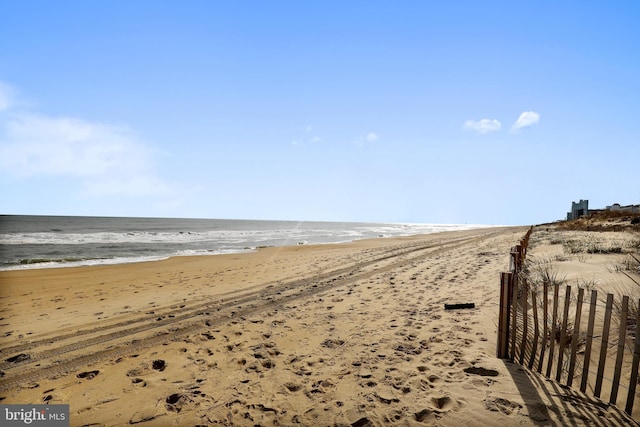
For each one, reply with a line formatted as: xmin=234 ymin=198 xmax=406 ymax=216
xmin=497 ymin=227 xmax=640 ymax=418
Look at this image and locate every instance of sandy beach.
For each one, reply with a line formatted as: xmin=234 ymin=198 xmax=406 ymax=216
xmin=1 ymin=226 xmax=637 ymax=426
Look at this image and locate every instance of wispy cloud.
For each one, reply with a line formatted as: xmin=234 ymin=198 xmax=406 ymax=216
xmin=0 ymin=112 xmax=174 ymax=197
xmin=0 ymin=80 xmax=182 ymax=202
xmin=463 ymin=119 xmax=501 ymax=134
xmin=291 ymin=125 xmax=322 ymax=146
xmin=355 ymin=131 xmax=379 ymax=146
xmin=0 ymin=81 xmax=16 ymax=111
xmin=511 ymin=111 xmax=540 ymax=132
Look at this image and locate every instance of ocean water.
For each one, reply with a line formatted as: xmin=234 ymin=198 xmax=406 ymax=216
xmin=0 ymin=215 xmax=486 ymax=271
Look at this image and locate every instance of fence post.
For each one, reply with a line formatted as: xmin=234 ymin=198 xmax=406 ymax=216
xmin=509 ymin=246 xmax=516 ymax=272
xmin=537 ymin=281 xmax=548 ymax=373
xmin=497 ymin=272 xmax=512 ymax=358
xmin=529 ymin=289 xmax=539 ymax=370
xmin=556 ymin=285 xmax=572 ymax=382
xmin=610 ymin=295 xmax=629 ymax=405
xmin=595 ymin=293 xmax=614 ymax=398
xmin=510 ymin=272 xmax=519 ymax=362
xmin=581 ymin=290 xmax=598 ymax=393
xmin=567 ymin=287 xmax=584 ymax=387
xmin=519 ymin=278 xmax=529 ymax=365
xmin=625 ymin=298 xmax=640 ymax=416
xmin=546 ymin=282 xmax=560 ymax=378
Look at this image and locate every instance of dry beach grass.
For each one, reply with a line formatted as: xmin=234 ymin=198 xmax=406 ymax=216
xmin=0 ymin=226 xmax=637 ymax=426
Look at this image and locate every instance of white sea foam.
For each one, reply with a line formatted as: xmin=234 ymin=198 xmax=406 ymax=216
xmin=0 ymin=217 xmax=495 ymax=271
xmin=0 ymin=223 xmax=489 ymax=246
xmin=173 ymin=248 xmax=255 ymax=257
xmin=0 ymin=229 xmax=310 ymax=245
xmin=0 ymin=255 xmax=172 ymax=271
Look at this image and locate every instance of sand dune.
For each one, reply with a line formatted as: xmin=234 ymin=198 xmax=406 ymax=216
xmin=0 ymin=227 xmax=636 ymax=426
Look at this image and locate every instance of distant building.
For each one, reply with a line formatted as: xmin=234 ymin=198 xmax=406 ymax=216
xmin=567 ymin=199 xmax=589 ymax=220
xmin=566 ymin=199 xmax=640 ymax=220
xmin=605 ymin=203 xmax=640 ymax=213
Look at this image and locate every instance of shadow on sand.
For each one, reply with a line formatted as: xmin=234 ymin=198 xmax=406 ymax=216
xmin=500 ymin=360 xmax=638 ymax=426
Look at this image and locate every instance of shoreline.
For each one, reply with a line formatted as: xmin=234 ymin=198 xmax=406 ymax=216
xmin=0 ymin=227 xmax=501 ymax=276
xmin=0 ymin=224 xmax=502 ymax=272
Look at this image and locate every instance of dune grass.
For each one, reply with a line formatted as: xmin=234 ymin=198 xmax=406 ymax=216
xmin=558 ymin=210 xmax=640 ymax=232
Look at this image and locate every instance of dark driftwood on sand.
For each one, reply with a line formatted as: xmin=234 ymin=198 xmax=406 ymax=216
xmin=444 ymin=303 xmax=475 ymax=310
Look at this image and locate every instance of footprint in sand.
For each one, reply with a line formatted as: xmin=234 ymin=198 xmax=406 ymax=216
xmin=431 ymin=396 xmax=455 ymax=411
xmin=131 ymin=378 xmax=146 ymax=387
xmin=283 ymin=382 xmax=302 ymax=392
xmin=76 ymin=370 xmax=99 ymax=380
xmin=152 ymin=359 xmax=166 ymax=371
xmin=415 ymin=408 xmax=433 ymax=422
xmin=413 ymin=395 xmax=459 ymax=421
xmin=484 ymin=397 xmax=522 ymax=415
xmin=165 ymin=393 xmax=186 ymax=412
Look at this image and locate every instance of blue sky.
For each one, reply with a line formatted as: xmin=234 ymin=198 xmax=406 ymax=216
xmin=1 ymin=1 xmax=638 ymax=225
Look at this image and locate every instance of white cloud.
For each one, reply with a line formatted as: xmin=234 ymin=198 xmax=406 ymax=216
xmin=354 ymin=131 xmax=379 ymax=147
xmin=511 ymin=111 xmax=540 ymax=131
xmin=291 ymin=125 xmax=322 ymax=147
xmin=463 ymin=119 xmax=502 ymax=134
xmin=0 ymin=81 xmax=15 ymax=111
xmin=0 ymin=113 xmax=172 ymax=197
